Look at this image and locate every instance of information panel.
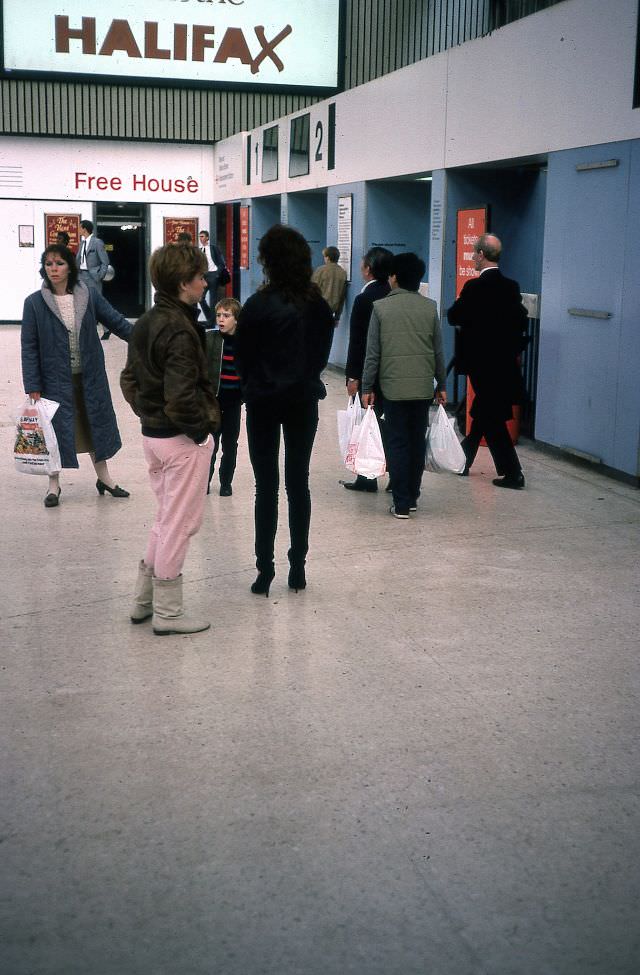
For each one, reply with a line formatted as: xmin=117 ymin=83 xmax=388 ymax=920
xmin=455 ymin=206 xmax=487 ymax=297
xmin=2 ymin=1 xmax=342 ymax=91
xmin=337 ymin=194 xmax=352 ymax=283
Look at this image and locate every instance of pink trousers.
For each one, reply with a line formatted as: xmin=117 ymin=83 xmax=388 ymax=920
xmin=143 ymin=434 xmax=213 ymax=580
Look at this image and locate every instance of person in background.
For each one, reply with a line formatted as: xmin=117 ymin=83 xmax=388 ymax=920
xmin=447 ymin=233 xmax=528 ymax=489
xmin=341 ymin=246 xmax=393 ymax=493
xmin=78 ymin=219 xmax=112 ymax=340
xmin=205 ymin=297 xmax=243 ymax=497
xmin=198 ymin=230 xmax=230 ymax=323
xmin=55 ymin=231 xmax=70 ymax=248
xmin=21 ymin=243 xmax=132 ymax=508
xmin=176 ymin=232 xmax=193 ymax=243
xmin=120 ymin=243 xmax=220 ymax=636
xmin=312 ymin=246 xmax=348 ymax=324
xmin=362 ymin=252 xmax=446 ymax=519
xmin=235 ymin=225 xmax=334 ymax=597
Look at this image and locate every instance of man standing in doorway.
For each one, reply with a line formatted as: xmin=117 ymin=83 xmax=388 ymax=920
xmin=312 ymin=246 xmax=348 ymax=324
xmin=362 ymin=253 xmax=446 ymax=519
xmin=198 ymin=230 xmax=230 ymax=323
xmin=447 ymin=233 xmax=528 ymax=489
xmin=78 ymin=219 xmax=111 ymax=340
xmin=340 ymin=246 xmax=393 ymax=493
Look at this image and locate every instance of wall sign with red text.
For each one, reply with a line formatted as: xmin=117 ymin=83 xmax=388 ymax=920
xmin=455 ymin=207 xmax=488 ymax=297
xmin=163 ymin=217 xmax=199 ymax=245
xmin=239 ymin=207 xmax=250 ymax=270
xmin=45 ymin=213 xmax=81 ymax=253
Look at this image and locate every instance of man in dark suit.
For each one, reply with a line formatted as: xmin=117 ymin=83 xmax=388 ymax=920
xmin=341 ymin=246 xmax=393 ymax=493
xmin=198 ymin=230 xmax=230 ymax=322
xmin=447 ymin=233 xmax=528 ymax=489
xmin=78 ymin=219 xmax=111 ymax=340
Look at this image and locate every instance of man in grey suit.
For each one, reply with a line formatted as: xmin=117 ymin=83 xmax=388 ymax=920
xmin=78 ymin=219 xmax=111 ymax=340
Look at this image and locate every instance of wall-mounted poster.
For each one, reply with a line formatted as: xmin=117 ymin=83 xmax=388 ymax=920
xmin=239 ymin=207 xmax=250 ymax=270
xmin=163 ymin=217 xmax=199 ymax=245
xmin=337 ymin=194 xmax=352 ymax=282
xmin=19 ymin=226 xmax=34 ymax=248
xmin=455 ymin=206 xmax=488 ymax=298
xmin=45 ymin=213 xmax=81 ymax=252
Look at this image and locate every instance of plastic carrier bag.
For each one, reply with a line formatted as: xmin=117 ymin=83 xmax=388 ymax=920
xmin=345 ymin=406 xmax=386 ymax=480
xmin=14 ymin=397 xmax=62 ymax=475
xmin=425 ymin=404 xmax=466 ymax=474
xmin=337 ymin=393 xmax=364 ymax=464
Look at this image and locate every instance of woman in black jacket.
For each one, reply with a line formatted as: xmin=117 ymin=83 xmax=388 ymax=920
xmin=235 ymin=225 xmax=334 ymax=596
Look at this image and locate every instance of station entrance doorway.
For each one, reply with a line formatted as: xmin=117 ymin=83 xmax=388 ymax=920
xmin=96 ymin=203 xmax=147 ymax=318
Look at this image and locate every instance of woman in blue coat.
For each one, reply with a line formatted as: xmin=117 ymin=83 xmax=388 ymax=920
xmin=21 ymin=243 xmax=132 ymax=507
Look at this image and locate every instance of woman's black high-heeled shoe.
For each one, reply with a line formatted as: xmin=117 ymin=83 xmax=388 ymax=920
xmin=288 ymin=566 xmax=306 ymax=592
xmin=251 ymin=569 xmax=275 ymax=598
xmin=96 ymin=479 xmax=130 ymax=498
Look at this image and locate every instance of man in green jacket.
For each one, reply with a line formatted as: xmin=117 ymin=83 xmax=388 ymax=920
xmin=362 ymin=252 xmax=446 ymax=519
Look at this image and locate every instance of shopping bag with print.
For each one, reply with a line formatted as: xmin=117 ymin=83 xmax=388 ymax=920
xmin=337 ymin=393 xmax=364 ymax=464
xmin=425 ymin=404 xmax=466 ymax=474
xmin=353 ymin=406 xmax=386 ymax=479
xmin=14 ymin=397 xmax=62 ymax=475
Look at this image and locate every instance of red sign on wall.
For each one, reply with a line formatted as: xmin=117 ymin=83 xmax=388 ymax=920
xmin=239 ymin=206 xmax=250 ymax=269
xmin=163 ymin=217 xmax=199 ymax=244
xmin=45 ymin=213 xmax=81 ymax=253
xmin=455 ymin=207 xmax=487 ymax=297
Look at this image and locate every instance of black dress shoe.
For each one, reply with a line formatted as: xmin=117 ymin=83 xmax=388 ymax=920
xmin=493 ymin=473 xmax=525 ymax=490
xmin=340 ymin=478 xmax=378 ymax=493
xmin=44 ymin=488 xmax=61 ymax=508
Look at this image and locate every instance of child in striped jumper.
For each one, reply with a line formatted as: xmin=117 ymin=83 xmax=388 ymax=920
xmin=207 ymin=298 xmax=243 ymax=496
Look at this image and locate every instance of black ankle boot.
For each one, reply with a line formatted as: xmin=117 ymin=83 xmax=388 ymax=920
xmin=251 ymin=567 xmax=275 ymax=597
xmin=288 ymin=565 xmax=306 ymax=592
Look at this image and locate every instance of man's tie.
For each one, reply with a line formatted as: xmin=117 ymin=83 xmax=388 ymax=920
xmin=80 ymin=240 xmax=86 ymax=265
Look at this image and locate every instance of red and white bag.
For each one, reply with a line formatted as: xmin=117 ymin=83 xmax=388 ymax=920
xmin=14 ymin=397 xmax=61 ymax=475
xmin=345 ymin=406 xmax=386 ymax=480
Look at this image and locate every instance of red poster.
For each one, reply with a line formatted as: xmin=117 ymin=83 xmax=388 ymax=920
xmin=163 ymin=217 xmax=199 ymax=244
xmin=239 ymin=206 xmax=250 ymax=269
xmin=455 ymin=207 xmax=487 ymax=298
xmin=45 ymin=213 xmax=81 ymax=253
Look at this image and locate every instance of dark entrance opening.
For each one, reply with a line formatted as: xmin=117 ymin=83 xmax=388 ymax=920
xmin=96 ymin=203 xmax=147 ymax=318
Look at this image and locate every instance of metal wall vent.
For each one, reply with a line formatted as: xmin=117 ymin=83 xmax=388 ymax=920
xmin=0 ymin=165 xmax=24 ymax=187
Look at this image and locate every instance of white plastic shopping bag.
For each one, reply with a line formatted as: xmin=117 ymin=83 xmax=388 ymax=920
xmin=337 ymin=393 xmax=364 ymax=464
xmin=14 ymin=397 xmax=61 ymax=475
xmin=352 ymin=407 xmax=386 ymax=479
xmin=425 ymin=404 xmax=466 ymax=474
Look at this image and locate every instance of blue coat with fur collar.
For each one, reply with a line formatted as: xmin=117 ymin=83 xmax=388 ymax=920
xmin=21 ymin=282 xmax=132 ymax=467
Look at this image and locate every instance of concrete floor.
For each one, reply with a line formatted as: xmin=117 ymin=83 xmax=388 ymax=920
xmin=0 ymin=324 xmax=638 ymax=975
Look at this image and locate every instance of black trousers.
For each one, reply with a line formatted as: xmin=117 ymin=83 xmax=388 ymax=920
xmin=246 ymin=398 xmax=319 ymax=571
xmin=464 ymin=400 xmax=522 ymax=478
xmin=199 ymin=272 xmax=220 ymax=323
xmin=383 ymin=398 xmax=430 ymax=512
xmin=208 ymin=390 xmax=242 ymax=488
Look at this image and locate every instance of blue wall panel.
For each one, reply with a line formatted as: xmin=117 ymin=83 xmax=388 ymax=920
xmin=286 ymin=192 xmax=328 ymax=271
xmin=537 ymin=141 xmax=640 ymax=475
xmin=240 ymin=195 xmax=281 ymax=302
xmin=366 ymin=181 xmax=431 ymax=264
xmin=326 ymin=182 xmax=368 ymax=369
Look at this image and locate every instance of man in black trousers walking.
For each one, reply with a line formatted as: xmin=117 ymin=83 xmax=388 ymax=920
xmin=448 ymin=233 xmax=528 ymax=489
